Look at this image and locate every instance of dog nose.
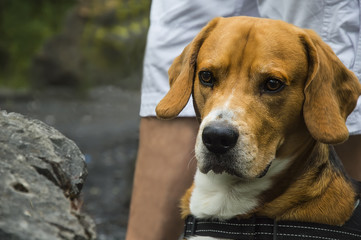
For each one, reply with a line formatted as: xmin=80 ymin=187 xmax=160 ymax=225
xmin=202 ymin=123 xmax=239 ymax=154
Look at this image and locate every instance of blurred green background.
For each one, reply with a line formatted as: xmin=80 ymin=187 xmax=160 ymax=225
xmin=0 ymin=1 xmax=151 ymax=238
xmin=0 ymin=0 xmax=151 ymax=90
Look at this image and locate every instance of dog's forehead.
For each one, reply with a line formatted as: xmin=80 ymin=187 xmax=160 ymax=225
xmin=198 ymin=17 xmax=305 ymax=68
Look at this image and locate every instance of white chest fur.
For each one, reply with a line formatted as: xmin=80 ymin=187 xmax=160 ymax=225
xmin=189 ymin=171 xmax=268 ymax=220
xmin=187 ymin=159 xmax=290 ymax=240
xmin=189 ymin=158 xmax=290 ymax=220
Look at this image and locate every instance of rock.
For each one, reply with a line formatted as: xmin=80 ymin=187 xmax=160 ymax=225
xmin=0 ymin=111 xmax=96 ymax=240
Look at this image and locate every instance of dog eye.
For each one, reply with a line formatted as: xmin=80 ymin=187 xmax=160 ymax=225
xmin=263 ymin=79 xmax=285 ymax=93
xmin=199 ymin=71 xmax=215 ymax=87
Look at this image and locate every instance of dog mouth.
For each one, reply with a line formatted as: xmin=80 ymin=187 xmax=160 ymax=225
xmin=200 ymin=160 xmax=273 ymax=179
xmin=200 ymin=163 xmax=242 ymax=177
xmin=197 ymin=119 xmax=274 ymax=179
xmin=256 ymin=162 xmax=272 ymax=178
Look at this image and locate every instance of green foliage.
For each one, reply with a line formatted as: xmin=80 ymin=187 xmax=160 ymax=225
xmin=81 ymin=0 xmax=151 ymax=88
xmin=0 ymin=0 xmax=151 ymax=90
xmin=0 ymin=0 xmax=75 ymax=88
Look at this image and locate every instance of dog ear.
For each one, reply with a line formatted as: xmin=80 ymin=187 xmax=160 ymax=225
xmin=301 ymin=29 xmax=361 ymax=144
xmin=155 ymin=18 xmax=220 ymax=119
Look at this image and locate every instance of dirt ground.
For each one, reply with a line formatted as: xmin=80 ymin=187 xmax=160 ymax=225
xmin=1 ymin=85 xmax=140 ymax=239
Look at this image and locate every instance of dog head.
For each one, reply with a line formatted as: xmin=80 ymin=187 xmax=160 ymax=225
xmin=156 ymin=17 xmax=361 ymax=179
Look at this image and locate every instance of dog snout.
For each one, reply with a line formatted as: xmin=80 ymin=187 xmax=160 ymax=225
xmin=202 ymin=123 xmax=239 ymax=154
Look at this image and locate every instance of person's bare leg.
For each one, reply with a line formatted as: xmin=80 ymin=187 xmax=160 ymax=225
xmin=126 ymin=117 xmax=198 ymax=240
xmin=335 ymin=135 xmax=361 ymax=181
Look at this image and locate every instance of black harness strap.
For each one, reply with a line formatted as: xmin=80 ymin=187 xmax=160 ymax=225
xmin=184 ymin=201 xmax=361 ymax=239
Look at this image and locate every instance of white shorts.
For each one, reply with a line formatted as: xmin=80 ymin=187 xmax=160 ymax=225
xmin=140 ymin=0 xmax=361 ymax=135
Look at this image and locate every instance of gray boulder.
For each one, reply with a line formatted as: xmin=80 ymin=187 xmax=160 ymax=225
xmin=0 ymin=111 xmax=96 ymax=240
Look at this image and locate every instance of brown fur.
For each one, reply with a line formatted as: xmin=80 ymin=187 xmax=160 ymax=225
xmin=180 ymin=184 xmax=194 ymax=219
xmin=302 ymin=29 xmax=361 ymax=144
xmin=157 ymin=17 xmax=361 ymax=225
xmin=258 ymin=143 xmax=356 ymax=225
xmin=156 ymin=18 xmax=220 ymax=119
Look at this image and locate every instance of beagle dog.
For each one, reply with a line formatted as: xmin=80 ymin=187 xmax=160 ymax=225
xmin=156 ymin=17 xmax=361 ymax=239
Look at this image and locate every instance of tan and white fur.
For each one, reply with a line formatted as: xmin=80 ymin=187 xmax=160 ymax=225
xmin=156 ymin=17 xmax=361 ymax=240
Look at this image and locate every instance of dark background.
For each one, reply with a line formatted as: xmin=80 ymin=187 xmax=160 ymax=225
xmin=0 ymin=0 xmax=151 ymax=239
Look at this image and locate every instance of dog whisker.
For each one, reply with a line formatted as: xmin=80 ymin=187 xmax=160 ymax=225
xmin=187 ymin=150 xmax=197 ymax=170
